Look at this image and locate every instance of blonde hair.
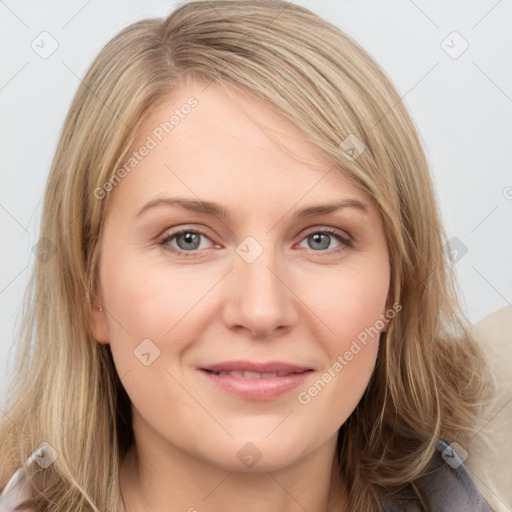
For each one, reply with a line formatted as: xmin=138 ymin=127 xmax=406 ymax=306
xmin=0 ymin=1 xmax=494 ymax=510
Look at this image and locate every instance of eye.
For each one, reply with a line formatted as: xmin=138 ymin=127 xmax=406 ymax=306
xmin=158 ymin=226 xmax=352 ymax=259
xmin=159 ymin=228 xmax=216 ymax=258
xmin=297 ymin=228 xmax=351 ymax=254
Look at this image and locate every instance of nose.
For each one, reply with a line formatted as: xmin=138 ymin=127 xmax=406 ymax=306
xmin=221 ymin=245 xmax=299 ymax=339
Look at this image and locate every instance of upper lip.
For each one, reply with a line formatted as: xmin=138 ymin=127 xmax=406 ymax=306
xmin=200 ymin=360 xmax=312 ymax=375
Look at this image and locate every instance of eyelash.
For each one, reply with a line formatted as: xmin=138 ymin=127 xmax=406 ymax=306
xmin=158 ymin=227 xmax=352 ymax=259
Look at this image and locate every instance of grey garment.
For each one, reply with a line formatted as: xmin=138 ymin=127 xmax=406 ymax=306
xmin=381 ymin=440 xmax=494 ymax=512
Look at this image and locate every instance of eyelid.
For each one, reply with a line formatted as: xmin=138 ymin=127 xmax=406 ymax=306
xmin=300 ymin=225 xmax=352 ymax=242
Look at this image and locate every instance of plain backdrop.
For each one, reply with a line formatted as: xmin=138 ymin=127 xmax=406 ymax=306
xmin=1 ymin=0 xmax=511 ymax=393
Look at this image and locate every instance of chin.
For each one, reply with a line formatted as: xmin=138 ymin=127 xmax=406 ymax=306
xmin=199 ymin=433 xmax=316 ymax=473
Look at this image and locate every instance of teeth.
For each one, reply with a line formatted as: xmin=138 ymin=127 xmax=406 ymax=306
xmin=214 ymin=370 xmax=289 ymax=378
xmin=243 ymin=371 xmax=263 ymax=379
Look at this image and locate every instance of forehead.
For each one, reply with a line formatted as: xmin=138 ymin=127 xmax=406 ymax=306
xmin=109 ymin=81 xmax=372 ymax=214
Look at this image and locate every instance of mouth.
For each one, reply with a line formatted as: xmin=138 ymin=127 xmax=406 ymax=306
xmin=203 ymin=369 xmax=308 ymax=378
xmin=198 ymin=361 xmax=313 ymax=400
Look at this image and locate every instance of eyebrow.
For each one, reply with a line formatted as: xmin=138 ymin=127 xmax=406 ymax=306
xmin=136 ymin=197 xmax=368 ymax=219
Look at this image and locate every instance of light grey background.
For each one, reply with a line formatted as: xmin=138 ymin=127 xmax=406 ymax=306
xmin=1 ymin=0 xmax=511 ymax=392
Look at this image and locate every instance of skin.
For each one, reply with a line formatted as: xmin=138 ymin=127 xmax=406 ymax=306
xmin=90 ymin=80 xmax=391 ymax=512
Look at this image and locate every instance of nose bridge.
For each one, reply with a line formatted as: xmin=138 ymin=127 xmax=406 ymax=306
xmin=223 ymin=235 xmax=297 ymax=336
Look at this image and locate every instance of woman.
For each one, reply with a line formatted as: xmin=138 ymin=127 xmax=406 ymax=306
xmin=0 ymin=1 xmax=495 ymax=510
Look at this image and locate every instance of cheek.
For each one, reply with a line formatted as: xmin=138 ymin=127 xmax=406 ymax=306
xmin=99 ymin=252 xmax=218 ymax=363
xmin=304 ymin=263 xmax=389 ymax=348
xmin=98 ymin=257 xmax=207 ymax=416
xmin=293 ymin=262 xmax=388 ymax=415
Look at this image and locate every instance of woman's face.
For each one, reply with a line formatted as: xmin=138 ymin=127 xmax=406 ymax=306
xmin=92 ymin=81 xmax=391 ymax=471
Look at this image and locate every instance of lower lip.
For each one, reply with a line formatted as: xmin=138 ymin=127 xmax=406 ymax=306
xmin=200 ymin=370 xmax=311 ymax=400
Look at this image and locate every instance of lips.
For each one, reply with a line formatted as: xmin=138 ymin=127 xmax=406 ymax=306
xmin=198 ymin=361 xmax=313 ymax=400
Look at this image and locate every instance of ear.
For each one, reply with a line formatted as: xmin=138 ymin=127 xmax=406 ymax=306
xmin=90 ymin=296 xmax=110 ymax=344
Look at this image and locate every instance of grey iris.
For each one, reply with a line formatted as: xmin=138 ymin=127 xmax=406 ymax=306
xmin=308 ymin=233 xmax=330 ymax=250
xmin=177 ymin=232 xmax=201 ymax=250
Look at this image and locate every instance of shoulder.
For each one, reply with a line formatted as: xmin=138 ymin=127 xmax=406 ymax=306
xmin=413 ymin=440 xmax=494 ymax=511
xmin=0 ymin=463 xmax=34 ymax=512
xmin=381 ymin=440 xmax=494 ymax=511
xmin=466 ymin=306 xmax=512 ymax=512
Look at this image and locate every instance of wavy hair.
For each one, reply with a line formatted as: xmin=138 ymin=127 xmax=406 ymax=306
xmin=0 ymin=1 xmax=494 ymax=510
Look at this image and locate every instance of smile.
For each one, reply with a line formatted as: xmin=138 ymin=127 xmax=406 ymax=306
xmin=199 ymin=361 xmax=313 ymax=400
